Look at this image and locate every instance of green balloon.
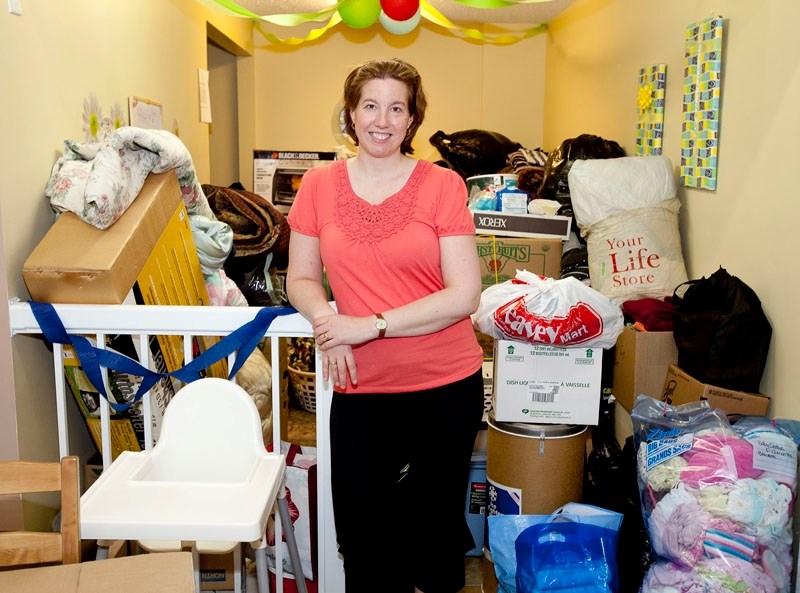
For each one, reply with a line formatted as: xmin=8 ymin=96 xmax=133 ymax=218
xmin=338 ymin=0 xmax=381 ymax=29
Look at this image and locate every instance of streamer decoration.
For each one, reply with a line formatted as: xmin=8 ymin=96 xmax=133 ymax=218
xmin=202 ymin=0 xmax=550 ymax=45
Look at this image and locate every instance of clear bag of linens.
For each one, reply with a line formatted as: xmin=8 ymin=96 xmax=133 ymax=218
xmin=630 ymin=395 xmax=797 ymax=593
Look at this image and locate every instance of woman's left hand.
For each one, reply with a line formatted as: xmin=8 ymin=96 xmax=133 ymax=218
xmin=313 ymin=313 xmax=375 ymax=351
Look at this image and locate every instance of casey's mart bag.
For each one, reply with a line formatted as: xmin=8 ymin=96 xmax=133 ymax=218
xmin=473 ymin=270 xmax=624 ymax=349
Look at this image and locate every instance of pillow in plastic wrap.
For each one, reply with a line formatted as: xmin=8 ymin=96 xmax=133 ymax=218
xmin=568 ymin=155 xmax=677 ymax=228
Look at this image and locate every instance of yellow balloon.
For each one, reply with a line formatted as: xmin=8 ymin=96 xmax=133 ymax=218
xmin=338 ymin=0 xmax=381 ymax=28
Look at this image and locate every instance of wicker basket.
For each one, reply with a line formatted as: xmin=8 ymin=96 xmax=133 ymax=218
xmin=288 ymin=366 xmax=316 ymax=413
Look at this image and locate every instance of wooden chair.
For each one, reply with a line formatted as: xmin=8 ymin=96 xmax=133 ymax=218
xmin=0 ymin=456 xmax=80 ymax=567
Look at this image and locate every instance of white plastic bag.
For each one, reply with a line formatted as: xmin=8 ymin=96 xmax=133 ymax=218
xmin=473 ymin=270 xmax=624 ymax=349
xmin=569 ymin=155 xmax=677 ymax=227
xmin=581 ymin=199 xmax=688 ymax=304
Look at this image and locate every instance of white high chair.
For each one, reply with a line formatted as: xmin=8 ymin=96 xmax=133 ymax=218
xmin=80 ymin=377 xmax=308 ymax=593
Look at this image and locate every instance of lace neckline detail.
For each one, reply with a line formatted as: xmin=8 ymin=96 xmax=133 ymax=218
xmin=333 ymin=159 xmax=430 ymax=243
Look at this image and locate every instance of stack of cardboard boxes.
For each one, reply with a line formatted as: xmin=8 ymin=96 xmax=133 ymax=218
xmin=611 ymin=325 xmax=770 ymax=417
xmin=476 ymin=213 xmax=605 ymax=427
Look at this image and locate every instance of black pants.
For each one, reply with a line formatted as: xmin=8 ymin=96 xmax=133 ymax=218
xmin=330 ymin=369 xmax=484 ymax=593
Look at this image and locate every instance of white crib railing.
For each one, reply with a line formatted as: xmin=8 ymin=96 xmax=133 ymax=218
xmin=7 ymin=298 xmax=345 ymax=593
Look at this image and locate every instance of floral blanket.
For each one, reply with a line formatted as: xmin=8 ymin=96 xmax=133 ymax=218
xmin=45 ymin=126 xmax=215 ymax=229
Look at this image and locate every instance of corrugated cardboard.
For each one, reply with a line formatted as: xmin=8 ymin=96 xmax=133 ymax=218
xmin=62 ymin=334 xmax=175 ymax=461
xmin=0 ymin=551 xmax=195 ymax=593
xmin=476 ymin=235 xmax=562 ymax=290
xmin=492 ymin=340 xmax=602 ymax=425
xmin=199 ymin=550 xmax=239 ymax=591
xmin=23 ymin=171 xmax=181 ymax=304
xmin=612 ymin=327 xmax=678 ymax=413
xmin=661 ymin=363 xmax=771 ymax=416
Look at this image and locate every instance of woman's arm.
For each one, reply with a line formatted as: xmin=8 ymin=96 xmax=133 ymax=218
xmin=285 ymin=230 xmax=336 ymax=322
xmin=314 ymin=233 xmax=481 ymax=347
xmin=376 ymin=233 xmax=482 ymax=336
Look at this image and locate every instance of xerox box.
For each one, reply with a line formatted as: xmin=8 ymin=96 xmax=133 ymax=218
xmin=473 ymin=210 xmax=572 ymax=240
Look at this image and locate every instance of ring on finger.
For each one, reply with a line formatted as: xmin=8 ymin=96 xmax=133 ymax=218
xmin=320 ymin=332 xmax=328 ymax=342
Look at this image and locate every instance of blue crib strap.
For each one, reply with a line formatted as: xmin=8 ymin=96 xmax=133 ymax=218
xmin=29 ymin=301 xmax=297 ymax=412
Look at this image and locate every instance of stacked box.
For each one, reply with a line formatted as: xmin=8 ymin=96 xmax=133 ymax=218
xmin=661 ymin=363 xmax=770 ymax=416
xmin=612 ymin=326 xmax=678 ymax=413
xmin=492 ymin=339 xmax=603 ymax=425
xmin=476 ymin=236 xmax=563 ymax=290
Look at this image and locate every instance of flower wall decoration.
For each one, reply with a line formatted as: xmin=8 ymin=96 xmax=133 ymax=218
xmin=82 ymin=94 xmax=103 ymax=143
xmin=635 ymin=64 xmax=667 ymax=157
xmin=81 ymin=94 xmax=129 ymax=144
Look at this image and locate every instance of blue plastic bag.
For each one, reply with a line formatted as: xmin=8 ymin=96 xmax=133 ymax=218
xmin=487 ymin=504 xmax=622 ymax=593
xmin=515 ymin=519 xmax=620 ymax=593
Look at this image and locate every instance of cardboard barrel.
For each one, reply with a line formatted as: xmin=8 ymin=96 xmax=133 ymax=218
xmin=483 ymin=417 xmax=587 ymax=586
xmin=486 ymin=416 xmax=587 ymax=517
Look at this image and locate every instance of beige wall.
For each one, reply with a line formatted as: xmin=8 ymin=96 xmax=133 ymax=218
xmin=249 ymin=21 xmax=546 ymax=180
xmin=0 ymin=0 xmax=250 ymax=526
xmin=543 ymin=0 xmax=798 ymax=419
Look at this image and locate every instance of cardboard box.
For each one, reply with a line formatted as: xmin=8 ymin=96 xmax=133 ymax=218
xmin=199 ymin=550 xmax=243 ymax=591
xmin=472 ymin=210 xmax=572 ymax=240
xmin=23 ymin=171 xmax=226 ymax=458
xmin=0 ymin=552 xmax=195 ymax=593
xmin=492 ymin=339 xmax=603 ymax=425
xmin=23 ymin=171 xmax=182 ymax=304
xmin=661 ymin=364 xmax=771 ymax=416
xmin=612 ymin=327 xmax=678 ymax=413
xmin=62 ymin=334 xmax=175 ymax=461
xmin=253 ymin=149 xmax=337 ymax=214
xmin=132 ymin=196 xmax=227 ymax=382
xmin=476 ymin=235 xmax=562 ymax=289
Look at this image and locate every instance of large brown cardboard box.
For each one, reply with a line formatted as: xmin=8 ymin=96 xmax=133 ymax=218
xmin=612 ymin=326 xmax=678 ymax=413
xmin=660 ymin=363 xmax=771 ymax=416
xmin=23 ymin=171 xmax=181 ymax=304
xmin=0 ymin=551 xmax=195 ymax=593
xmin=476 ymin=235 xmax=562 ymax=290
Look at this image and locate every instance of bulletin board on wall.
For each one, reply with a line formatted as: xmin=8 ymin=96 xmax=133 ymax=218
xmin=128 ymin=96 xmax=164 ymax=130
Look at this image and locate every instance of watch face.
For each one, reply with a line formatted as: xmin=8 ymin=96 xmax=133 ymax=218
xmin=376 ymin=318 xmax=388 ymax=330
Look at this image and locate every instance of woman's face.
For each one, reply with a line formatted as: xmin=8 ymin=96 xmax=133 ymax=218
xmin=350 ymin=77 xmax=413 ymax=158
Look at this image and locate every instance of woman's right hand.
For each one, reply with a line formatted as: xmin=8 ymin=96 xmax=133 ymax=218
xmin=322 ymin=343 xmax=357 ymax=388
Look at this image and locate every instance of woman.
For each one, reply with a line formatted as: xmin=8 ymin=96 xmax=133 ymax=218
xmin=286 ymin=58 xmax=484 ymax=593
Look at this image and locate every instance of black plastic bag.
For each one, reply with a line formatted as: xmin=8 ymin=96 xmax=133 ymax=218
xmin=672 ymin=266 xmax=771 ymax=393
xmin=429 ymin=129 xmax=521 ymax=179
xmin=584 ymin=396 xmax=653 ymax=593
xmin=538 ymin=133 xmax=625 ymax=204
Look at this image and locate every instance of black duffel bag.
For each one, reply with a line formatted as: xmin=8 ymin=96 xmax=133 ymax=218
xmin=672 ymin=266 xmax=771 ymax=393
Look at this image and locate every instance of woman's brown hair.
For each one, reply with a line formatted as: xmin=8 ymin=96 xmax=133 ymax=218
xmin=342 ymin=58 xmax=427 ymax=155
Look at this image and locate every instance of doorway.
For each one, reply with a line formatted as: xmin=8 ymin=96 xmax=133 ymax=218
xmin=207 ymin=39 xmax=240 ymax=187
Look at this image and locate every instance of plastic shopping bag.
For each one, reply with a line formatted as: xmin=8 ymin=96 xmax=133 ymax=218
xmin=473 ymin=270 xmax=624 ymax=349
xmin=487 ymin=504 xmax=623 ymax=593
xmin=515 ymin=504 xmax=623 ymax=593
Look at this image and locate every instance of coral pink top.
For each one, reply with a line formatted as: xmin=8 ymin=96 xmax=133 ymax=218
xmin=288 ymin=159 xmax=483 ymax=393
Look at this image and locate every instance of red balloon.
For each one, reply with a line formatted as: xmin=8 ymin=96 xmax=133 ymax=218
xmin=379 ymin=0 xmax=419 ymax=22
